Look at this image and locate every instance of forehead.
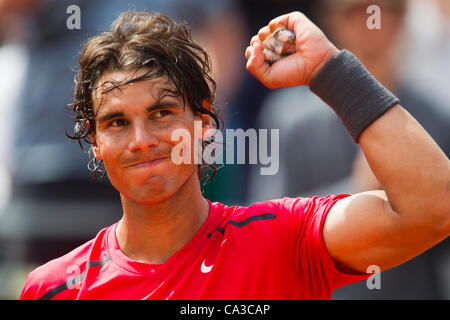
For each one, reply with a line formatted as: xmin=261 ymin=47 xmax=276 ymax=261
xmin=92 ymin=69 xmax=180 ymax=112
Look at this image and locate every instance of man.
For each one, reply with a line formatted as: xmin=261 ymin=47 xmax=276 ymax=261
xmin=20 ymin=11 xmax=449 ymax=300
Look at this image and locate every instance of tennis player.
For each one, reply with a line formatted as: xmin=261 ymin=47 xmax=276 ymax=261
xmin=20 ymin=11 xmax=449 ymax=300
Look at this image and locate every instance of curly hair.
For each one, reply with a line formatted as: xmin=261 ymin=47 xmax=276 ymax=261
xmin=67 ymin=11 xmax=222 ymax=183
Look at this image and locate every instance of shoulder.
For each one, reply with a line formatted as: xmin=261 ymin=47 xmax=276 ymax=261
xmin=214 ymin=195 xmax=344 ymax=220
xmin=210 ymin=196 xmax=316 ymax=235
xmin=213 ymin=195 xmax=349 ymax=223
xmin=20 ymin=224 xmax=113 ymax=300
xmin=246 ymin=195 xmax=340 ymax=213
xmin=211 ymin=199 xmax=281 ymax=222
xmin=248 ymin=195 xmax=350 ymax=230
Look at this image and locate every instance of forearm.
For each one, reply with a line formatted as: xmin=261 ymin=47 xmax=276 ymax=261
xmin=310 ymin=49 xmax=449 ymax=234
xmin=359 ymin=104 xmax=450 ymax=232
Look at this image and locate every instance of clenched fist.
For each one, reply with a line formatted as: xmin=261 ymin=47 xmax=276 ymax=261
xmin=245 ymin=11 xmax=339 ymax=89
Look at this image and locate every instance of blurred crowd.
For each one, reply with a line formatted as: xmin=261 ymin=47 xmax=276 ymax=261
xmin=0 ymin=0 xmax=448 ymax=299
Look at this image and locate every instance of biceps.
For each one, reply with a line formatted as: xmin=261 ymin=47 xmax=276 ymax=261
xmin=322 ymin=190 xmax=435 ymax=274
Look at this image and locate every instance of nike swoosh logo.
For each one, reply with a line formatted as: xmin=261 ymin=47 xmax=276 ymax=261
xmin=201 ymin=260 xmax=213 ymax=273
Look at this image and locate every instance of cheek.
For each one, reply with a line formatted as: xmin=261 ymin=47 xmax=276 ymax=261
xmin=167 ymin=122 xmax=203 ymax=164
xmin=94 ymin=136 xmax=126 ymax=179
xmin=96 ymin=135 xmax=123 ymax=159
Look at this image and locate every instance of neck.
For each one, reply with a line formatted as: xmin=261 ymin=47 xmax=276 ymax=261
xmin=116 ymin=174 xmax=210 ymax=264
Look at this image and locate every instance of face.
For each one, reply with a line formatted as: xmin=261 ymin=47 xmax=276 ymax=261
xmin=91 ymin=69 xmax=211 ymax=205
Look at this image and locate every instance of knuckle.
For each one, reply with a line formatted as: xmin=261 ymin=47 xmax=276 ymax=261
xmin=257 ymin=27 xmax=268 ymax=39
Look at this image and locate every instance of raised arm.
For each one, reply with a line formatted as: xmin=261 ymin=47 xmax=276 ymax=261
xmin=245 ymin=11 xmax=450 ymax=274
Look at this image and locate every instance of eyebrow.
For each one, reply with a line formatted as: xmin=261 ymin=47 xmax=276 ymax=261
xmin=96 ymin=100 xmax=181 ymax=124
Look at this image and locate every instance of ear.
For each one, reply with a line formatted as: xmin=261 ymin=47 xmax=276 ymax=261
xmin=91 ymin=139 xmax=102 ymax=159
xmin=201 ymin=100 xmax=213 ymax=139
xmin=86 ymin=121 xmax=102 ymax=159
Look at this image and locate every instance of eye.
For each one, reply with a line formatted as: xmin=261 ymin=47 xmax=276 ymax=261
xmin=109 ymin=118 xmax=128 ymax=127
xmin=152 ymin=110 xmax=172 ymax=119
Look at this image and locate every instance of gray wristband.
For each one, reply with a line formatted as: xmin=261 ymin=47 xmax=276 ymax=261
xmin=310 ymin=49 xmax=400 ymax=143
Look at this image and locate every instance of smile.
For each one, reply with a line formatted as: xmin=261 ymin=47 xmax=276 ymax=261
xmin=128 ymin=157 xmax=170 ymax=169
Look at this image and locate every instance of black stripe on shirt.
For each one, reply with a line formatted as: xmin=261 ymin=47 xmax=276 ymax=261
xmin=38 ymin=256 xmax=111 ymax=300
xmin=207 ymin=213 xmax=277 ymax=238
xmin=228 ymin=213 xmax=276 ymax=227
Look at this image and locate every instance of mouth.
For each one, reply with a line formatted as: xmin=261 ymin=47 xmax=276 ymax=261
xmin=127 ymin=157 xmax=170 ymax=169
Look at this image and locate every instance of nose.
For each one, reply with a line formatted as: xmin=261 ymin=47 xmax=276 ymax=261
xmin=128 ymin=121 xmax=159 ymax=152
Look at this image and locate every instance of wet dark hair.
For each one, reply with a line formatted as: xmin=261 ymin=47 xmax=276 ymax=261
xmin=67 ymin=11 xmax=222 ymax=183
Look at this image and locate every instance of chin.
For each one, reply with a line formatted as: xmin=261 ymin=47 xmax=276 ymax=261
xmin=125 ymin=176 xmax=174 ymax=204
xmin=126 ymin=170 xmax=196 ymax=205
